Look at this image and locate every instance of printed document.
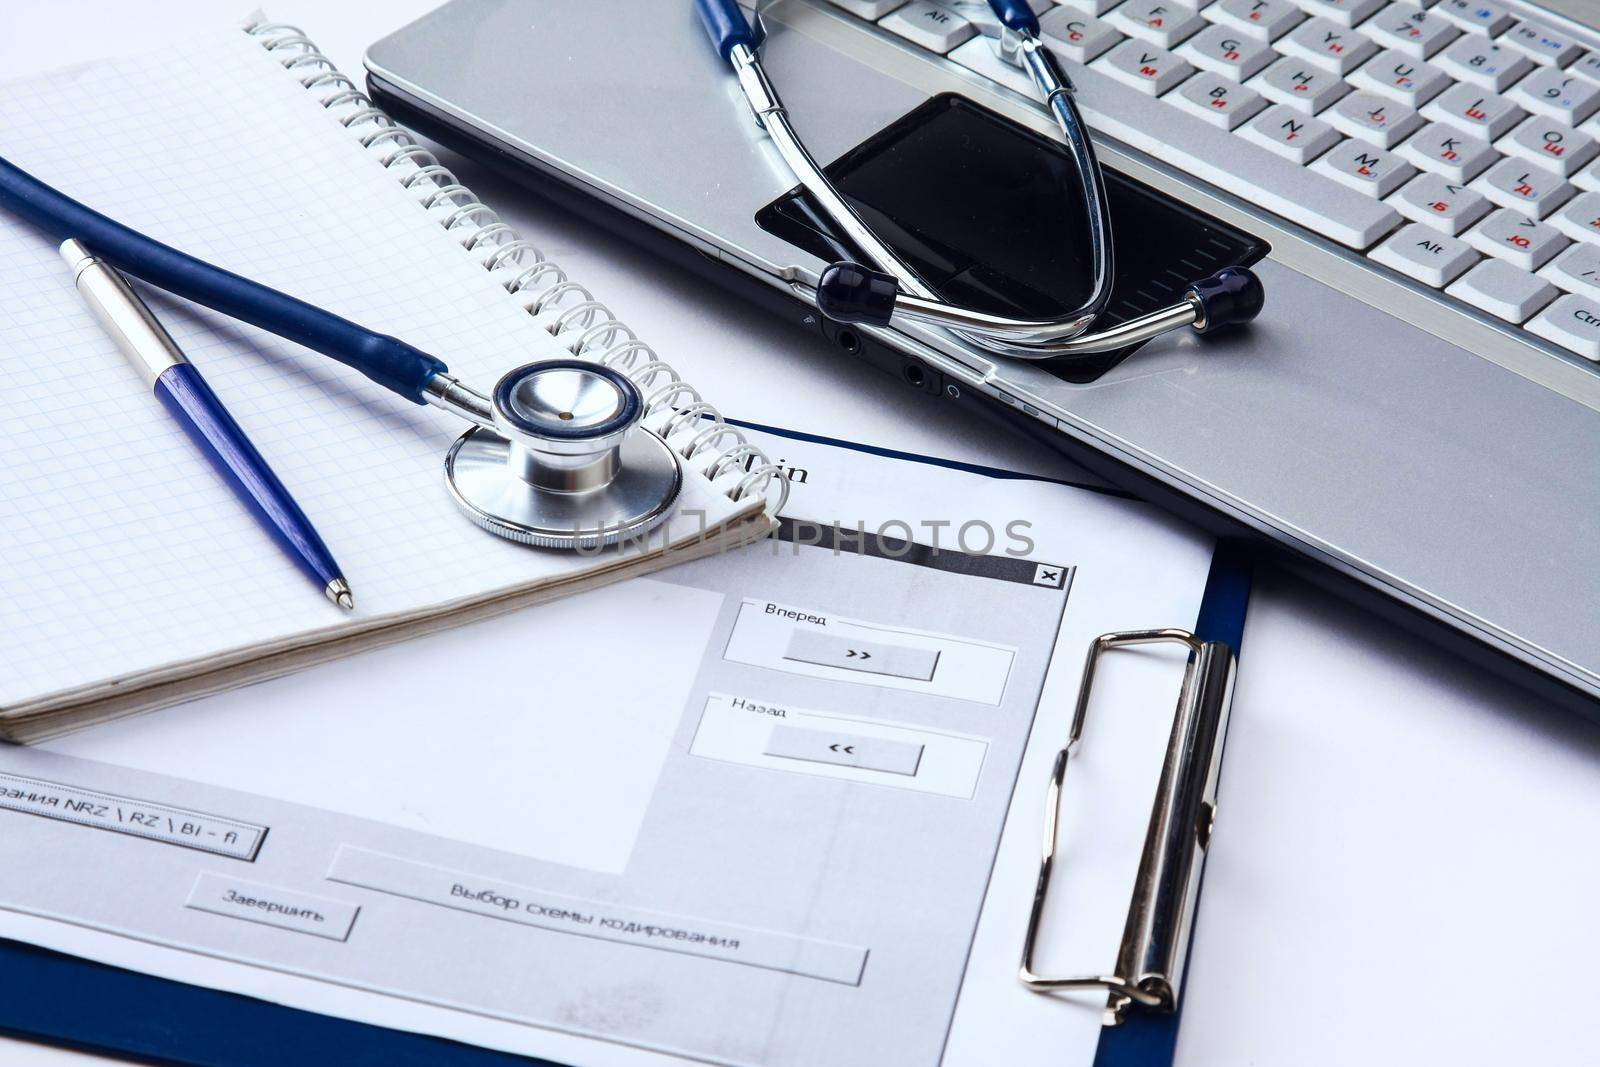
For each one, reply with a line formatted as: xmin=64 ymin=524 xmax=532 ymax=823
xmin=0 ymin=428 xmax=1215 ymax=1066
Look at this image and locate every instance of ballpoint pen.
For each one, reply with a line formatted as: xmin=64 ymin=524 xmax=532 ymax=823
xmin=59 ymin=238 xmax=354 ymax=610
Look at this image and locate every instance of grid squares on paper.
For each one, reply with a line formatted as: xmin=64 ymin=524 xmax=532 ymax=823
xmin=0 ymin=27 xmax=743 ymax=708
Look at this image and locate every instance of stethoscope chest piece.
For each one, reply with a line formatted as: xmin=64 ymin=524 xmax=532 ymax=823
xmin=444 ymin=360 xmax=683 ymax=549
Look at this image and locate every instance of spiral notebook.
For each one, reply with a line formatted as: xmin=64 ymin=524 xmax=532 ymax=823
xmin=0 ymin=19 xmax=780 ymax=743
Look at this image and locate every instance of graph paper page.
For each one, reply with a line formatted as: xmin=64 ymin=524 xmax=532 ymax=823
xmin=0 ymin=27 xmax=748 ymax=711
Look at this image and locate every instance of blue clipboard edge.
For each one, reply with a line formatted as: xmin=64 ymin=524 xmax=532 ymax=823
xmin=1092 ymin=541 xmax=1254 ymax=1067
xmin=0 ymin=424 xmax=1250 ymax=1067
xmin=0 ymin=937 xmax=553 ymax=1067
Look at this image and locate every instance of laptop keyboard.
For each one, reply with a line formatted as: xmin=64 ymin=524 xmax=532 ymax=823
xmin=816 ymin=0 xmax=1600 ymax=364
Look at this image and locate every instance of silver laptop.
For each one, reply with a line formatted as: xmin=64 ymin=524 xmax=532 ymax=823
xmin=366 ymin=0 xmax=1600 ymax=712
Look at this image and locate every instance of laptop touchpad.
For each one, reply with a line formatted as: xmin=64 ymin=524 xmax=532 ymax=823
xmin=757 ymin=94 xmax=1268 ymax=382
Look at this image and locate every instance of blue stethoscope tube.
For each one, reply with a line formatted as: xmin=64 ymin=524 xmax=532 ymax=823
xmin=696 ymin=0 xmax=763 ymax=58
xmin=0 ymin=152 xmax=704 ymax=550
xmin=0 ymin=154 xmax=448 ymax=405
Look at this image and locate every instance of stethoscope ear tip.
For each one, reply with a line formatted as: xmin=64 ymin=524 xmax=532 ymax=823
xmin=817 ymin=260 xmax=899 ymax=327
xmin=1188 ymin=266 xmax=1265 ymax=335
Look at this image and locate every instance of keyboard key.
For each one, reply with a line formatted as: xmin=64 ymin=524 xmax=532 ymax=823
xmin=1252 ymin=54 xmax=1349 ymax=112
xmin=1475 ymin=156 xmax=1574 ymax=217
xmin=1039 ymin=7 xmax=1124 ymax=63
xmin=1208 ymin=0 xmax=1305 ymax=41
xmin=1370 ymin=222 xmax=1478 ymax=284
xmin=1170 ymin=68 xmax=1270 ymax=126
xmin=1094 ymin=38 xmax=1195 ymax=93
xmin=1348 ymin=49 xmax=1451 ymax=107
xmin=1539 ymin=242 xmax=1600 ymax=299
xmin=1508 ymin=67 xmax=1600 ymax=127
xmin=1289 ymin=0 xmax=1384 ymax=29
xmin=1464 ymin=207 xmax=1568 ymax=268
xmin=1526 ymin=293 xmax=1600 ymax=359
xmin=1237 ymin=100 xmax=1343 ymax=159
xmin=1499 ymin=115 xmax=1599 ymax=177
xmin=948 ymin=36 xmax=1035 ymax=94
xmin=1178 ymin=23 xmax=1277 ymax=78
xmin=1360 ymin=3 xmax=1459 ymax=59
xmin=1311 ymin=137 xmax=1417 ymax=195
xmin=1572 ymin=52 xmax=1600 ymax=86
xmin=880 ymin=1 xmax=977 ymax=51
xmin=1497 ymin=20 xmax=1583 ymax=68
xmin=948 ymin=35 xmax=1403 ymax=248
xmin=1389 ymin=171 xmax=1493 ymax=233
xmin=1548 ymin=191 xmax=1600 ymax=244
xmin=1064 ymin=0 xmax=1125 ymax=13
xmin=1329 ymin=90 xmax=1423 ymax=146
xmin=1395 ymin=121 xmax=1497 ymax=181
xmin=1107 ymin=0 xmax=1207 ymax=47
xmin=1576 ymin=160 xmax=1600 ymax=193
xmin=823 ymin=0 xmax=906 ymax=17
xmin=1436 ymin=37 xmax=1532 ymax=92
xmin=1421 ymin=81 xmax=1524 ymax=139
xmin=1444 ymin=257 xmax=1558 ymax=320
xmin=1278 ymin=16 xmax=1378 ymax=73
xmin=1431 ymin=0 xmax=1515 ymax=36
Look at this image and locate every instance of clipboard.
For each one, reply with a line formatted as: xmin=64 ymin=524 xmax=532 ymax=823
xmin=1087 ymin=542 xmax=1251 ymax=1067
xmin=0 ymin=459 xmax=1253 ymax=1067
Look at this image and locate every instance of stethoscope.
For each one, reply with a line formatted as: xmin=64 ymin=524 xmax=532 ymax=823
xmin=0 ymin=156 xmax=685 ymax=550
xmin=697 ymin=0 xmax=1266 ymax=363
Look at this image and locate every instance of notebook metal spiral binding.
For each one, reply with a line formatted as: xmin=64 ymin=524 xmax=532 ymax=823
xmin=245 ymin=19 xmax=789 ymax=517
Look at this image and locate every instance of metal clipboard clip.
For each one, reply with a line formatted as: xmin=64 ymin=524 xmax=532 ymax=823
xmin=1019 ymin=628 xmax=1235 ymax=1026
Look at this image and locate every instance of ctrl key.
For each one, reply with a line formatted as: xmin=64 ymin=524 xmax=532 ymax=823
xmin=1527 ymin=294 xmax=1600 ymax=360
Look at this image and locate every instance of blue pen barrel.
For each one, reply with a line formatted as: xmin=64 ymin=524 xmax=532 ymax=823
xmin=154 ymin=363 xmax=344 ymax=590
xmin=696 ymin=0 xmax=760 ymax=59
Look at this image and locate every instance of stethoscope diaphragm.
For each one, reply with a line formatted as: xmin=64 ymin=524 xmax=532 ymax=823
xmin=444 ymin=361 xmax=683 ymax=549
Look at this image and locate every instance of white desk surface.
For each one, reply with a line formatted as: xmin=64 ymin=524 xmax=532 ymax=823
xmin=5 ymin=4 xmax=1599 ymax=1065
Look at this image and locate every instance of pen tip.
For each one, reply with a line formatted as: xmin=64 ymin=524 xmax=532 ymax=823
xmin=325 ymin=578 xmax=354 ymax=611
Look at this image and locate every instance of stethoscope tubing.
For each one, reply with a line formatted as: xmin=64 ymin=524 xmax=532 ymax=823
xmin=699 ymin=0 xmax=1264 ymax=361
xmin=0 ymin=154 xmax=448 ymax=405
xmin=700 ymin=0 xmax=1112 ymax=349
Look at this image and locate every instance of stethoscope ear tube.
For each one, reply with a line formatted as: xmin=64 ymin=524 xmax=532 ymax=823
xmin=707 ymin=0 xmax=1267 ymax=364
xmin=0 ymin=155 xmax=448 ymax=405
